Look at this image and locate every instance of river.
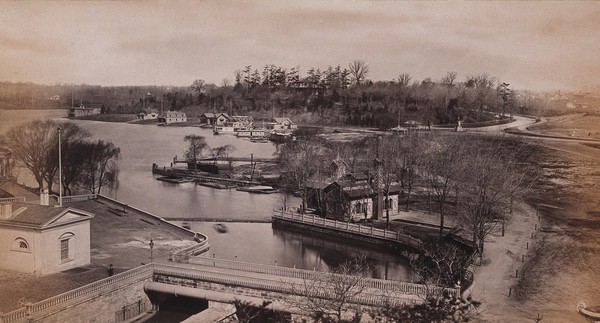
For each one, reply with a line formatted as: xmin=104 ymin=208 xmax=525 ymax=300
xmin=0 ymin=109 xmax=414 ymax=281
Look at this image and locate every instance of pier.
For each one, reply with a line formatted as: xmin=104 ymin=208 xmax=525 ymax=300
xmin=273 ymin=209 xmax=424 ymax=251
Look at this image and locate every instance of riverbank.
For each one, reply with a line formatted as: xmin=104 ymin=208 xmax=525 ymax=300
xmin=469 ymin=139 xmax=600 ymax=322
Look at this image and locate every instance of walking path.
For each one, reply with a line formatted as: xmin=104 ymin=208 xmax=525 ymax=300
xmin=466 ymin=202 xmax=540 ymax=322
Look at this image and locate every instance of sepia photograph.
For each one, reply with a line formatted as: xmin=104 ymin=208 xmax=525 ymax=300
xmin=0 ymin=1 xmax=599 ymax=322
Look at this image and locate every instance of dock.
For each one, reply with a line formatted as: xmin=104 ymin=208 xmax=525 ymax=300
xmin=152 ymin=164 xmax=272 ymax=188
xmin=272 ymin=209 xmax=424 ymax=251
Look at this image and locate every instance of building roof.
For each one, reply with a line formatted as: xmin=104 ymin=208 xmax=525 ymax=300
xmin=0 ymin=180 xmax=39 ymax=202
xmin=273 ymin=117 xmax=295 ymax=125
xmin=165 ymin=111 xmax=186 ymax=117
xmin=306 ymin=179 xmax=331 ymax=190
xmin=0 ymin=202 xmax=94 ymax=229
xmin=202 ymin=112 xmax=216 ymax=118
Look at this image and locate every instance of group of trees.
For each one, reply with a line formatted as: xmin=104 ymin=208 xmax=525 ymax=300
xmin=182 ymin=134 xmax=236 ymax=171
xmin=278 ymin=131 xmax=535 ymax=261
xmin=2 ymin=120 xmax=120 ymax=195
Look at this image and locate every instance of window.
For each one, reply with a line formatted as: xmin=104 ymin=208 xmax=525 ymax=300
xmin=59 ymin=232 xmax=74 ymax=261
xmin=11 ymin=237 xmax=31 ymax=253
xmin=384 ymin=198 xmax=393 ymax=210
xmin=60 ymin=239 xmax=69 ymax=260
xmin=355 ymin=202 xmax=362 ymax=214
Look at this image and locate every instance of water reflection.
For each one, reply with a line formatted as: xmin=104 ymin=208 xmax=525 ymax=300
xmin=181 ymin=221 xmax=415 ymax=281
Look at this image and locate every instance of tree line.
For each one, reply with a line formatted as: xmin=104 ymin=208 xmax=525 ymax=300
xmin=0 ymin=62 xmax=551 ymax=127
xmin=1 ymin=120 xmax=120 ymax=195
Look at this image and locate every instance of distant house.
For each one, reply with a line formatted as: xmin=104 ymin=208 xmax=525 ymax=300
xmin=68 ymin=105 xmax=101 ymax=118
xmin=0 ymin=190 xmax=94 ymax=276
xmin=215 ymin=113 xmax=230 ymax=126
xmin=289 ymin=79 xmax=325 ymax=96
xmin=200 ymin=113 xmax=217 ymax=125
xmin=229 ymin=115 xmax=253 ymax=129
xmin=137 ymin=109 xmax=159 ymax=120
xmin=158 ymin=111 xmax=187 ymax=124
xmin=265 ymin=117 xmax=297 ymax=132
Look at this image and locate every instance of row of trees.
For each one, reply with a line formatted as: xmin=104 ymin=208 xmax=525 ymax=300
xmin=1 ymin=120 xmax=120 ymax=195
xmin=278 ymin=131 xmax=535 ymax=260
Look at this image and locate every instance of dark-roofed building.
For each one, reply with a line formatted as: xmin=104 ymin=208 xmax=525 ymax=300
xmin=304 ymin=153 xmax=404 ymax=222
xmin=0 ymin=197 xmax=94 ymax=276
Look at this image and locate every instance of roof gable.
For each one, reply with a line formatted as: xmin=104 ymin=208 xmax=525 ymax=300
xmin=0 ymin=203 xmax=93 ymax=229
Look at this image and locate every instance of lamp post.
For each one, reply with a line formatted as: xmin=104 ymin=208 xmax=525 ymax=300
xmin=57 ymin=127 xmax=62 ymax=207
xmin=149 ymin=239 xmax=154 ymax=263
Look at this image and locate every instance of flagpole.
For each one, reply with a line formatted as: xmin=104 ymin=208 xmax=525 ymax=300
xmin=58 ymin=127 xmax=62 ymax=207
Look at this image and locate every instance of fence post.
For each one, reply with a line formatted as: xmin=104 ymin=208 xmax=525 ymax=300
xmin=358 ymin=224 xmax=361 ymax=233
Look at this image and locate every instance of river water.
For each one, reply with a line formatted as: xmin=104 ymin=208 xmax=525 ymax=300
xmin=0 ymin=109 xmax=413 ymax=281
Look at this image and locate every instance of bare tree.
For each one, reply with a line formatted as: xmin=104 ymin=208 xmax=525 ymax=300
xmin=60 ymin=141 xmax=90 ymax=196
xmin=80 ymin=140 xmax=120 ymax=194
xmin=441 ymin=72 xmax=458 ymax=87
xmin=348 ymin=60 xmax=369 ymax=86
xmin=211 ymin=144 xmax=236 ymax=172
xmin=422 ymin=134 xmax=465 ymax=237
xmin=457 ymin=136 xmax=533 ymax=257
xmin=397 ymin=73 xmax=412 ymax=87
xmin=184 ymin=135 xmax=208 ymax=172
xmin=290 ymin=254 xmax=370 ymax=322
xmin=278 ymin=136 xmax=324 ymax=213
xmin=5 ymin=120 xmax=89 ymax=192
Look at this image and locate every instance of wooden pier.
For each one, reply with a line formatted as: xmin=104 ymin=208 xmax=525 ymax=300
xmin=273 ymin=209 xmax=424 ymax=251
xmin=151 ymin=164 xmax=269 ymax=188
xmin=172 ymin=155 xmax=278 ymax=164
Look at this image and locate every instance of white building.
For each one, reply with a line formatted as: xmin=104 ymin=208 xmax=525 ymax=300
xmin=0 ymin=196 xmax=94 ymax=276
xmin=159 ymin=111 xmax=187 ymax=124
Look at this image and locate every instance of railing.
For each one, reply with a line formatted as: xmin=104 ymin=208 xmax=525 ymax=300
xmin=0 ymin=264 xmax=154 ymax=323
xmin=61 ymin=194 xmax=98 ymax=203
xmin=96 ymin=194 xmax=210 ymax=245
xmin=0 ymin=196 xmax=26 ymax=203
xmin=184 ymin=257 xmax=457 ymax=298
xmin=170 ymin=239 xmax=211 ymax=263
xmin=273 ymin=210 xmax=423 ymax=250
xmin=0 ymin=260 xmax=458 ymax=323
xmin=152 ymin=263 xmax=423 ymax=307
xmin=115 ymin=299 xmax=151 ymax=322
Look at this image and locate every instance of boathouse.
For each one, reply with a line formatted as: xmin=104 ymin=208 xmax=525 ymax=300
xmin=304 ymin=154 xmax=403 ymax=222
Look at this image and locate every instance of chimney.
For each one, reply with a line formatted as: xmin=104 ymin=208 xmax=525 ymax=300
xmin=0 ymin=202 xmax=12 ymax=220
xmin=40 ymin=188 xmax=49 ymax=206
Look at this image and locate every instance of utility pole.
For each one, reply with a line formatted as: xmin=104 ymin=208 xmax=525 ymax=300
xmin=58 ymin=127 xmax=62 ymax=207
xmin=374 ymin=135 xmax=383 ymax=220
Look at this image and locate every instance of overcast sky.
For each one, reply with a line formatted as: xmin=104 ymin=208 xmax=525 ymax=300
xmin=1 ymin=1 xmax=599 ymax=91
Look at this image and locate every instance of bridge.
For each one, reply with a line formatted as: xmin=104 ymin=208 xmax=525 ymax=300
xmin=148 ymin=257 xmax=458 ymax=320
xmin=0 ymin=258 xmax=459 ymax=323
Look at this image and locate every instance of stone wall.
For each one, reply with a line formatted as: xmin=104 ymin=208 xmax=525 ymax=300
xmin=32 ymin=277 xmax=152 ymax=323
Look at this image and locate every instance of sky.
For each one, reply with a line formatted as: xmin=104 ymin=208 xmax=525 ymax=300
xmin=0 ymin=1 xmax=599 ymax=92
